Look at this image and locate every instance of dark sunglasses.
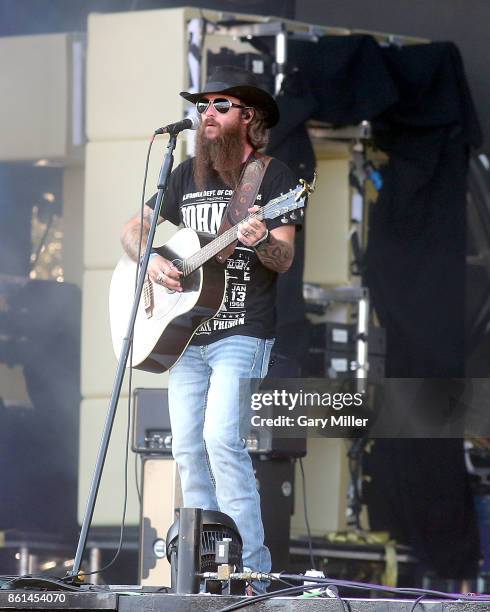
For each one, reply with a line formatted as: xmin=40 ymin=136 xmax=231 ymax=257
xmin=196 ymin=97 xmax=252 ymax=114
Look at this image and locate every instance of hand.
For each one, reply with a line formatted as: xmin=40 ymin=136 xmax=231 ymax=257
xmin=237 ymin=205 xmax=267 ymax=248
xmin=147 ymin=254 xmax=183 ymax=292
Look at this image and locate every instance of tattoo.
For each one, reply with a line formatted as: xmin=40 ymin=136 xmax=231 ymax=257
xmin=121 ymin=208 xmax=153 ymax=261
xmin=255 ymin=234 xmax=294 ymax=273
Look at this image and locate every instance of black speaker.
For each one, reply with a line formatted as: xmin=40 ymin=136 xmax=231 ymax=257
xmin=133 ymin=387 xmax=305 ymax=458
xmin=252 ymin=457 xmax=295 ymax=572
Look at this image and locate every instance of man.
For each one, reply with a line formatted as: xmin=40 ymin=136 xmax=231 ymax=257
xmin=121 ymin=66 xmax=302 ymax=584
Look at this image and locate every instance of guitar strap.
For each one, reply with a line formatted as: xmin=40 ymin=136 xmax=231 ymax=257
xmin=215 ymin=151 xmax=272 ymax=264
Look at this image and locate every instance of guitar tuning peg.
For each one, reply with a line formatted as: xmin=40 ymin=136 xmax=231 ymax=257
xmin=300 ymin=210 xmax=304 ymax=217
xmin=280 ymin=216 xmax=288 ymax=223
xmin=290 ymin=212 xmax=297 ymax=220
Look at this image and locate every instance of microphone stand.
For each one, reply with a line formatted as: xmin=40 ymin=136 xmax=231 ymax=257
xmin=67 ymin=132 xmax=178 ymax=582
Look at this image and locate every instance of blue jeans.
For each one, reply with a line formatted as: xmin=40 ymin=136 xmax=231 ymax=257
xmin=168 ymin=335 xmax=274 ymax=577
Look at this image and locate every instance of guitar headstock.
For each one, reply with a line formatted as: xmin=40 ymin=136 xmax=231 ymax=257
xmin=262 ymin=174 xmax=316 ymax=223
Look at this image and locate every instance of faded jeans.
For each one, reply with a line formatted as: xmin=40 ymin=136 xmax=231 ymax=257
xmin=168 ymin=335 xmax=274 ymax=577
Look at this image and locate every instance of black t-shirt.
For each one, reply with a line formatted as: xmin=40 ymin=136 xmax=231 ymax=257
xmin=147 ymin=157 xmax=301 ymax=345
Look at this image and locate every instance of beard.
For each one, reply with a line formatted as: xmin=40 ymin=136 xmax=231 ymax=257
xmin=194 ymin=118 xmax=246 ymax=190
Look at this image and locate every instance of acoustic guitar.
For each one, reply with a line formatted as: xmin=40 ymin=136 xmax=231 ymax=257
xmin=109 ymin=180 xmax=311 ymax=373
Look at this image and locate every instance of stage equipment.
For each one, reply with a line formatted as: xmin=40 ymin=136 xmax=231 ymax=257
xmin=133 ymin=387 xmax=306 ymax=458
xmin=132 ymin=387 xmax=181 ymax=586
xmin=165 ymin=509 xmax=243 ymax=594
xmin=304 ymin=284 xmax=378 ymax=387
xmin=207 ymin=48 xmax=275 ymax=95
xmin=137 ymin=455 xmax=182 ymax=586
xmin=252 ymin=457 xmax=295 ymax=572
xmin=132 ymin=388 xmax=172 ymax=455
xmin=307 ymin=321 xmax=386 ymax=380
xmin=132 ymin=387 xmax=298 ymax=576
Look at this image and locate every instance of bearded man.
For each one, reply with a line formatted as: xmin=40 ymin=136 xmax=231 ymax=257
xmin=121 ymin=66 xmax=302 ymax=585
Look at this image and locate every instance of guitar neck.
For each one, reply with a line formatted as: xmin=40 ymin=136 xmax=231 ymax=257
xmin=183 ymin=213 xmax=260 ymax=275
xmin=181 ymin=186 xmax=306 ymax=275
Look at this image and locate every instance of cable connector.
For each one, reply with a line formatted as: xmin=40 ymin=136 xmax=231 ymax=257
xmin=302 ymin=570 xmax=338 ymax=598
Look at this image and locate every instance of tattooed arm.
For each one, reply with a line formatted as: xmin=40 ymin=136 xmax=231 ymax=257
xmin=121 ymin=205 xmax=182 ymax=291
xmin=254 ymin=225 xmax=295 ymax=273
xmin=237 ymin=207 xmax=295 ymax=273
xmin=120 ymin=204 xmax=162 ymax=261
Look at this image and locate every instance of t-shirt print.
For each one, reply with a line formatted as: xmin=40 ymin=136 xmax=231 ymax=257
xmin=179 ymin=187 xmax=261 ymax=337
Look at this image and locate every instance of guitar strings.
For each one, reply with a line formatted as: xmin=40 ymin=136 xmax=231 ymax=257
xmin=182 ymin=190 xmax=301 ymax=275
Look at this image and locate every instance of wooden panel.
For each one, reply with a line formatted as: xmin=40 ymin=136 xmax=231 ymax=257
xmin=78 ymin=397 xmax=140 ymax=526
xmin=86 ymin=9 xmax=188 ymax=141
xmin=291 ymin=438 xmax=350 ymax=535
xmin=84 ymin=140 xmax=183 ymax=270
xmin=0 ymin=34 xmax=69 ymax=161
xmin=304 ymin=157 xmax=351 ymax=285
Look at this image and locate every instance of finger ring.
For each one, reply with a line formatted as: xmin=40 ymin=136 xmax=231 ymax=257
xmin=244 ymin=231 xmax=249 ymax=237
xmin=156 ymin=272 xmax=164 ymax=282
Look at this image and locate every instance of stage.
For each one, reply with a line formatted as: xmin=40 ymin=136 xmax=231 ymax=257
xmin=1 ymin=590 xmax=490 ymax=612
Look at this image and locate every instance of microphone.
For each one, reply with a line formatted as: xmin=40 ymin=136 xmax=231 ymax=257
xmin=154 ymin=113 xmax=200 ymax=135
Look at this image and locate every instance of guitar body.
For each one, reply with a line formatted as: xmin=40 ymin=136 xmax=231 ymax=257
xmin=110 ymin=227 xmax=226 ymax=373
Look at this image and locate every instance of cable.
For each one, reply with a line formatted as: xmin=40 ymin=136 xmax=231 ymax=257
xmin=298 ymin=457 xmax=316 ymax=570
xmin=266 ymin=572 xmax=296 ymax=589
xmin=409 ymin=594 xmax=427 ymax=612
xmin=275 ymin=574 xmax=490 ymax=601
xmin=134 ymin=450 xmax=141 ymax=504
xmin=214 ymin=582 xmax=337 ymax=612
xmin=323 ymin=583 xmax=350 ymax=612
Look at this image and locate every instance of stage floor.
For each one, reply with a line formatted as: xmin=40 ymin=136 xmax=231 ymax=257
xmin=1 ymin=591 xmax=489 ymax=612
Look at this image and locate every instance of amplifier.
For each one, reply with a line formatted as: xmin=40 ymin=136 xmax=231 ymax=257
xmin=132 ymin=388 xmax=172 ymax=455
xmin=133 ymin=388 xmax=306 ymax=459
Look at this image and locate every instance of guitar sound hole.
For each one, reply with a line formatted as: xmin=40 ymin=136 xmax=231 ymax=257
xmin=171 ymin=258 xmax=199 ymax=292
xmin=183 ymin=269 xmax=200 ymax=292
xmin=172 ymin=258 xmax=184 ymax=273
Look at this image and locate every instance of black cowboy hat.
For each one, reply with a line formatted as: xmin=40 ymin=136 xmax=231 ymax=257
xmin=180 ymin=65 xmax=279 ymax=128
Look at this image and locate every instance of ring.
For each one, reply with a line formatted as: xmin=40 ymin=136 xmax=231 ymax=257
xmin=156 ymin=272 xmax=165 ymax=282
xmin=244 ymin=231 xmax=249 ymax=237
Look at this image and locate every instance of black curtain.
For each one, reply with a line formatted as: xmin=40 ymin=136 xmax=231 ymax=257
xmin=266 ymin=36 xmax=482 ymax=579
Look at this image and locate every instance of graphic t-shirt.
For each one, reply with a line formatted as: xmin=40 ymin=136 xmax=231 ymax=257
xmin=147 ymin=157 xmax=301 ymax=345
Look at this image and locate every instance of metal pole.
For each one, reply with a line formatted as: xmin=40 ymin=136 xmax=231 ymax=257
xmin=176 ymin=508 xmax=202 ymax=594
xmin=67 ymin=134 xmax=178 ymax=579
xmin=274 ymin=27 xmax=287 ymax=94
xmin=356 ymin=287 xmax=369 ymax=394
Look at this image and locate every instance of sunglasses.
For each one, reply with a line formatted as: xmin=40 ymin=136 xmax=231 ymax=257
xmin=196 ymin=97 xmax=252 ymax=115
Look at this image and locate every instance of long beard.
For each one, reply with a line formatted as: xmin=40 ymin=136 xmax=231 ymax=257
xmin=194 ymin=119 xmax=246 ymax=190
